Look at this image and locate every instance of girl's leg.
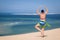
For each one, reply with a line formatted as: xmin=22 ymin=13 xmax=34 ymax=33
xmin=35 ymin=23 xmax=41 ymax=32
xmin=41 ymin=28 xmax=45 ymax=37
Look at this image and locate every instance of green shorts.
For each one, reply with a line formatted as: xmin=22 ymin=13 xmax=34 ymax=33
xmin=37 ymin=21 xmax=51 ymax=28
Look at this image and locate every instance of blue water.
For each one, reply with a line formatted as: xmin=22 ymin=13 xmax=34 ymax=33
xmin=0 ymin=14 xmax=60 ymax=36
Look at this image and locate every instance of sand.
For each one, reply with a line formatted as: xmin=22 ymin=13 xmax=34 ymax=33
xmin=0 ymin=28 xmax=60 ymax=40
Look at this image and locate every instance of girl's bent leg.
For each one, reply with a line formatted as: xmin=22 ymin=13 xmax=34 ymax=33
xmin=35 ymin=23 xmax=41 ymax=32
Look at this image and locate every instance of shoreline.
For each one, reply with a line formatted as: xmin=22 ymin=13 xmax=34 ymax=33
xmin=0 ymin=28 xmax=60 ymax=40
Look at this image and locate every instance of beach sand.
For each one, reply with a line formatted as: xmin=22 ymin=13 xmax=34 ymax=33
xmin=0 ymin=28 xmax=60 ymax=40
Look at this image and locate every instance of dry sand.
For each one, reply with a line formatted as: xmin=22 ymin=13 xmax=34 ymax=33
xmin=0 ymin=28 xmax=60 ymax=40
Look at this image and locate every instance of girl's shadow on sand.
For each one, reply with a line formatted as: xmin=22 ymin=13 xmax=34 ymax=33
xmin=36 ymin=35 xmax=47 ymax=38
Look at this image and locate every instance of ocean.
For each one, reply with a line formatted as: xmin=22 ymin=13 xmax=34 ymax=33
xmin=0 ymin=14 xmax=60 ymax=36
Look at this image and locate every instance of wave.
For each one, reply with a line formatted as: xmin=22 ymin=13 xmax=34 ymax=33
xmin=0 ymin=19 xmax=60 ymax=27
xmin=0 ymin=21 xmax=36 ymax=27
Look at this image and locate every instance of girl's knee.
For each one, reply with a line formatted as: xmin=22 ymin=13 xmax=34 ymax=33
xmin=35 ymin=25 xmax=39 ymax=28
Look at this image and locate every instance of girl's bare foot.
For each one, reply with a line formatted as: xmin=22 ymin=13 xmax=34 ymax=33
xmin=40 ymin=35 xmax=47 ymax=38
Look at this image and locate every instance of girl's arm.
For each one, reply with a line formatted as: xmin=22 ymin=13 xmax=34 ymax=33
xmin=44 ymin=6 xmax=48 ymax=14
xmin=36 ymin=7 xmax=41 ymax=15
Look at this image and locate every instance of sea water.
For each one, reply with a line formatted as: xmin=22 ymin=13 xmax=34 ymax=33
xmin=0 ymin=14 xmax=60 ymax=36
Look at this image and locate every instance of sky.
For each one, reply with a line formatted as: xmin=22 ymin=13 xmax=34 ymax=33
xmin=0 ymin=0 xmax=60 ymax=15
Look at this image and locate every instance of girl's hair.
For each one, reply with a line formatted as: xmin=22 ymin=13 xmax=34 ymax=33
xmin=41 ymin=10 xmax=44 ymax=13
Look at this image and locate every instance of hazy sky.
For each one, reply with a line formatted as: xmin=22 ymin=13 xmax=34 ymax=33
xmin=0 ymin=0 xmax=60 ymax=15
